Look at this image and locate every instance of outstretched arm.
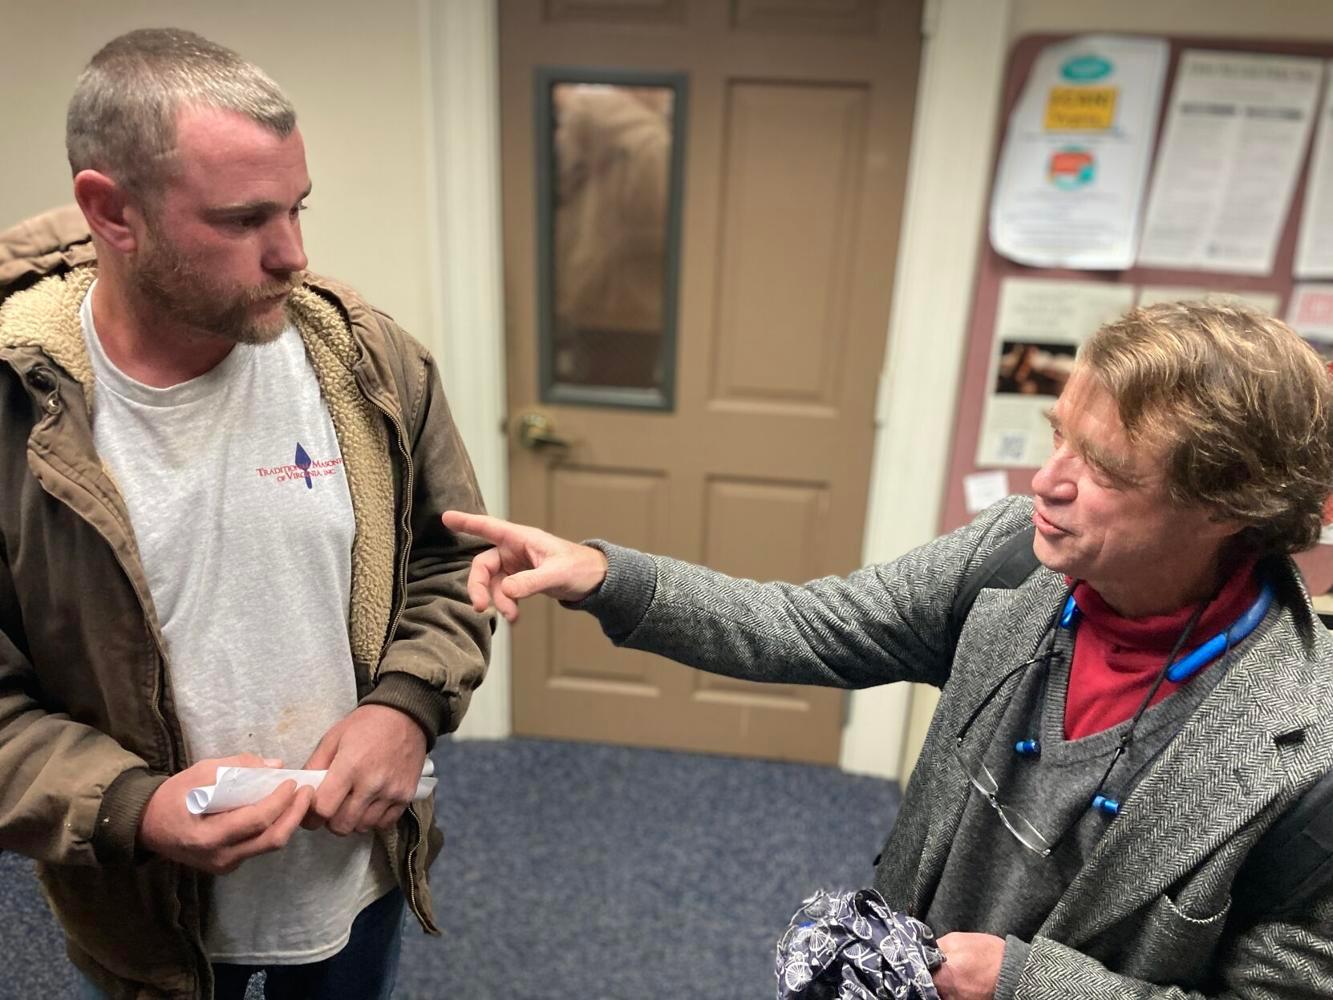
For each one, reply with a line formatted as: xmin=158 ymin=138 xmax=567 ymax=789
xmin=440 ymin=510 xmax=609 ymax=623
xmin=445 ymin=497 xmax=1040 ymax=692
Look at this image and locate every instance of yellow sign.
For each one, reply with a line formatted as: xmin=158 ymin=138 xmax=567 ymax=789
xmin=1044 ymin=86 xmax=1117 ymax=130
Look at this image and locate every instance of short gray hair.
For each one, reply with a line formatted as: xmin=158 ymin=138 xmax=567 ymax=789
xmin=66 ymin=28 xmax=296 ymax=198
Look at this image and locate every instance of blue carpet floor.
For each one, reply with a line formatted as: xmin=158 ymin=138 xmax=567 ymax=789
xmin=0 ymin=737 xmax=900 ymax=999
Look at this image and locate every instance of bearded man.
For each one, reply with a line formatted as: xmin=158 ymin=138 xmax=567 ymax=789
xmin=0 ymin=28 xmax=493 ymax=1000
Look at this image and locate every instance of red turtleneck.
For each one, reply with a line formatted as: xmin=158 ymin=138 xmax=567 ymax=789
xmin=1064 ymin=559 xmax=1260 ymax=740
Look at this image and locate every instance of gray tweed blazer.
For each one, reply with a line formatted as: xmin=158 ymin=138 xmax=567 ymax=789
xmin=584 ymin=496 xmax=1333 ymax=998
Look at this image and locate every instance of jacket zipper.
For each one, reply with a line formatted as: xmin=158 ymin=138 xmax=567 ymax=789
xmin=403 ymin=806 xmax=439 ymax=933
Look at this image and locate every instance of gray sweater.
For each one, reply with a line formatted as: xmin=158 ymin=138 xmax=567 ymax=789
xmin=576 ymin=496 xmax=1333 ymax=998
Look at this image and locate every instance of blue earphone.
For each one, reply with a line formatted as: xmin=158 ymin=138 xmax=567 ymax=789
xmin=1014 ymin=581 xmax=1274 ymax=819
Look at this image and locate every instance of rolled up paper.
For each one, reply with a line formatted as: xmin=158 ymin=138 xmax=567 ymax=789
xmin=187 ymin=758 xmax=437 ymax=815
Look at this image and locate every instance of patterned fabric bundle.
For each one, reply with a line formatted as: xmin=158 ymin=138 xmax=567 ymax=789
xmin=776 ymin=889 xmax=943 ymax=1000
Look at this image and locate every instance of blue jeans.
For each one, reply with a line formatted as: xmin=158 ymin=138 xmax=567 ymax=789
xmin=77 ymin=887 xmax=405 ymax=1000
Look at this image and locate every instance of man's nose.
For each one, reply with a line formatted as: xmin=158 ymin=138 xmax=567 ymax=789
xmin=266 ymin=217 xmax=308 ymax=274
xmin=1031 ymin=446 xmax=1076 ymax=501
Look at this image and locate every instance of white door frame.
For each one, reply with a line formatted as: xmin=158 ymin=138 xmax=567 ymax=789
xmin=420 ymin=0 xmax=511 ymax=739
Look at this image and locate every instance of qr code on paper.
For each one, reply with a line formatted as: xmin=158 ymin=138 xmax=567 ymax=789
xmin=997 ymin=432 xmax=1028 ymax=463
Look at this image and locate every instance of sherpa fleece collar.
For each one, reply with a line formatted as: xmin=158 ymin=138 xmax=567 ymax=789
xmin=0 ymin=266 xmax=397 ymax=672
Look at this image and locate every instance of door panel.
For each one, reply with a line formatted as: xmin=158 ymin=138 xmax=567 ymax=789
xmin=713 ymin=83 xmax=869 ymax=408
xmin=501 ymin=0 xmax=921 ymax=764
xmin=547 ymin=464 xmax=668 ymax=690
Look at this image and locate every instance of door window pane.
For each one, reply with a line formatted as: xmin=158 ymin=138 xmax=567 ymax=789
xmin=536 ymin=70 xmax=687 ymax=409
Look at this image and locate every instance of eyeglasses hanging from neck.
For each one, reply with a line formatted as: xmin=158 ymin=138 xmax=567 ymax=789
xmin=951 ymin=578 xmax=1274 ymax=858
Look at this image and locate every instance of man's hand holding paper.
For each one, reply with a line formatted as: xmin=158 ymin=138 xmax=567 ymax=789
xmin=138 ymin=753 xmax=312 ymax=876
xmin=301 ymin=703 xmax=430 ymax=835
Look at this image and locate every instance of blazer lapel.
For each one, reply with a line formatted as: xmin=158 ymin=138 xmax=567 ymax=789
xmin=1039 ymin=617 xmax=1317 ymax=946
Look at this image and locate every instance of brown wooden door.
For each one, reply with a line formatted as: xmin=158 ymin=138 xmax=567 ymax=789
xmin=500 ymin=0 xmax=921 ymax=764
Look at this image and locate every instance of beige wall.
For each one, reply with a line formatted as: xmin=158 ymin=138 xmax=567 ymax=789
xmin=0 ymin=0 xmax=435 ymax=347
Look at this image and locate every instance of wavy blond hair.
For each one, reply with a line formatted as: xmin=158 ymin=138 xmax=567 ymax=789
xmin=1080 ymin=301 xmax=1333 ymax=554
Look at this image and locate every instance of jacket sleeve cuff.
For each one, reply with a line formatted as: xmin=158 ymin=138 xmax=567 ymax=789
xmin=361 ymin=671 xmax=451 ymax=747
xmin=93 ymin=768 xmax=168 ymax=866
xmin=565 ymin=540 xmax=657 ymax=643
xmin=995 ymin=935 xmax=1031 ymax=1000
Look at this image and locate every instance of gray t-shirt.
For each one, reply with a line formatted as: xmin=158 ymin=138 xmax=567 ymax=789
xmin=82 ymin=284 xmax=394 ymax=964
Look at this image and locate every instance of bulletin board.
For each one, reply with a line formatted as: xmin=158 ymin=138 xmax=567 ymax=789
xmin=940 ymin=32 xmax=1333 ymax=603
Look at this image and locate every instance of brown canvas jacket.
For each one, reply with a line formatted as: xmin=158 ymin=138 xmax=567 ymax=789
xmin=0 ymin=208 xmax=494 ymax=998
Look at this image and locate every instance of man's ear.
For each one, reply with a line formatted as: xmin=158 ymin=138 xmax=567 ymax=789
xmin=73 ymin=170 xmax=141 ymax=253
xmin=1204 ymin=512 xmax=1247 ymax=544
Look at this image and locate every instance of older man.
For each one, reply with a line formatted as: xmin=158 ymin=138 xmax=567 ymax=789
xmin=0 ymin=28 xmax=492 ymax=1000
xmin=447 ymin=302 xmax=1333 ymax=998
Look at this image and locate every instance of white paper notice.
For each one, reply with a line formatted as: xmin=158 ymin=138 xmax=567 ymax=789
xmin=963 ymin=470 xmax=1011 ymax=515
xmin=1286 ymin=283 xmax=1333 ymax=361
xmin=1138 ymin=51 xmax=1322 ymax=275
xmin=1137 ymin=285 xmax=1281 ymax=316
xmin=187 ymin=760 xmax=438 ymax=815
xmin=990 ymin=35 xmax=1168 ymax=269
xmin=977 ymin=278 xmax=1136 ymax=468
xmin=1296 ymin=64 xmax=1333 ymax=278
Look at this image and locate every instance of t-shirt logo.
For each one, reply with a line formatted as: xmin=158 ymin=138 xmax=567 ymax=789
xmin=254 ymin=445 xmax=344 ymax=486
xmin=295 ymin=442 xmax=313 ymax=489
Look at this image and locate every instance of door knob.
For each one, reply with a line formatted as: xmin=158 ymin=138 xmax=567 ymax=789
xmin=517 ymin=412 xmax=572 ymax=450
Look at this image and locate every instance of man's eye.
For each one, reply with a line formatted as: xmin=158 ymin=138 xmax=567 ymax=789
xmin=1089 ymin=462 xmax=1127 ymax=491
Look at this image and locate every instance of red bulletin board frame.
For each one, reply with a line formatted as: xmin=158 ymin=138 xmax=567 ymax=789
xmin=940 ymin=33 xmax=1333 ymax=548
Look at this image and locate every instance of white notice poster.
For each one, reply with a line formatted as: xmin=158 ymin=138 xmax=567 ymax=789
xmin=1296 ymin=64 xmax=1333 ymax=278
xmin=990 ymin=35 xmax=1168 ymax=269
xmin=1138 ymin=51 xmax=1322 ymax=274
xmin=976 ymin=278 xmax=1136 ymax=468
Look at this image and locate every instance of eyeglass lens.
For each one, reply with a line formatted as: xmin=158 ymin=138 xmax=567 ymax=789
xmin=954 ymin=744 xmax=1055 ymax=856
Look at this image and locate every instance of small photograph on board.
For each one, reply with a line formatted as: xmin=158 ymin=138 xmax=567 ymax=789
xmin=976 ymin=278 xmax=1135 ymax=468
xmin=994 ymin=340 xmax=1078 ymax=397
